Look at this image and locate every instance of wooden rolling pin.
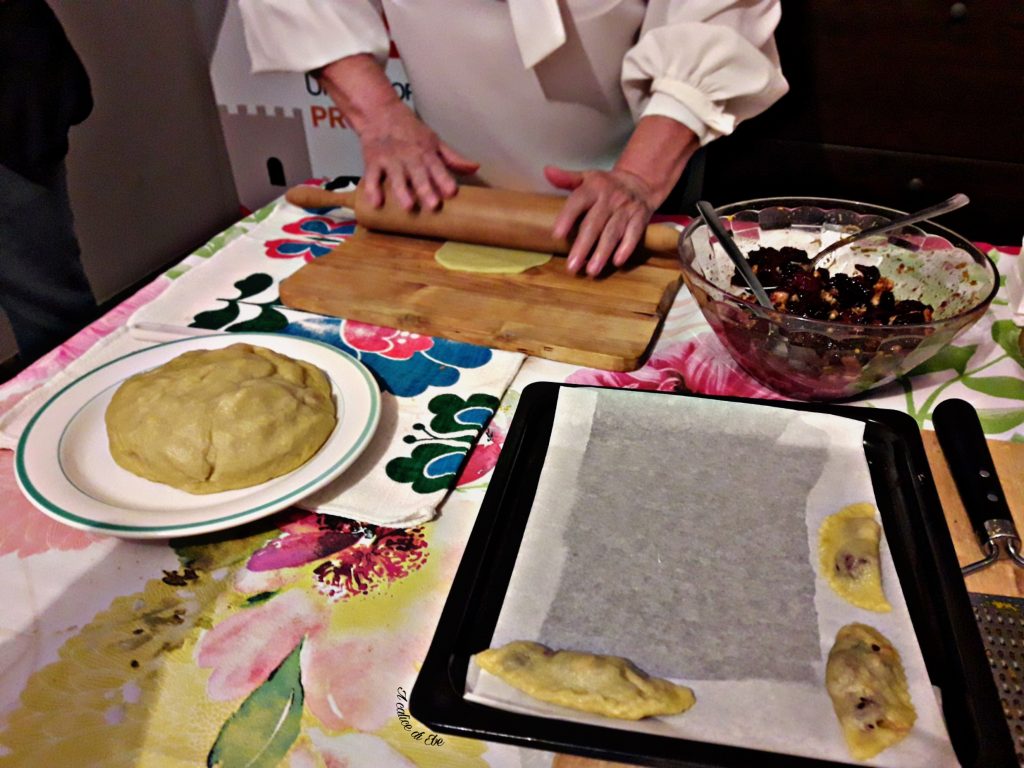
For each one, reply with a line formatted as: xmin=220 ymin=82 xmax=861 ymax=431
xmin=285 ymin=183 xmax=682 ymax=253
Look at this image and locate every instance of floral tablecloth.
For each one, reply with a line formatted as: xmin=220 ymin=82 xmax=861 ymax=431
xmin=0 ymin=189 xmax=1021 ymax=768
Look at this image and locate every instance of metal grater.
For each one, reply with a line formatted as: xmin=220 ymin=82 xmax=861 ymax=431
xmin=971 ymin=592 xmax=1024 ymax=765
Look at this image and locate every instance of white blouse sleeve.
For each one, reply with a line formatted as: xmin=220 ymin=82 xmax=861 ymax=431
xmin=237 ymin=0 xmax=390 ymax=73
xmin=621 ymin=0 xmax=789 ymax=145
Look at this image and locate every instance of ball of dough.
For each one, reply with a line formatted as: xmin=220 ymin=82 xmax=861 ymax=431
xmin=105 ymin=343 xmax=337 ymax=494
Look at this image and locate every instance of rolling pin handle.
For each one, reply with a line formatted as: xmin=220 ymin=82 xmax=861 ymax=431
xmin=643 ymin=224 xmax=681 ymax=253
xmin=285 ymin=186 xmax=357 ymax=211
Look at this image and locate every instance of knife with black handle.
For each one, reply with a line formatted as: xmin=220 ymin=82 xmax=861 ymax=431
xmin=932 ymin=398 xmax=1024 ymax=575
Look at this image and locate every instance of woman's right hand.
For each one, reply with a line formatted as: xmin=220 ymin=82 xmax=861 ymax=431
xmin=358 ymin=102 xmax=478 ymax=211
xmin=318 ymin=54 xmax=478 ymax=212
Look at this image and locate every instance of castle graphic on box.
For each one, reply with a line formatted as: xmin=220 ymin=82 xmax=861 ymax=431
xmin=211 ymin=1 xmax=410 ymax=212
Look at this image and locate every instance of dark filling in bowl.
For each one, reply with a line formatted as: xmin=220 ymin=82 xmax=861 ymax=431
xmin=732 ymin=246 xmax=934 ymax=326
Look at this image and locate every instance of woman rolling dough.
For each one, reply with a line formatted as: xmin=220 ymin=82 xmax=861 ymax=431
xmin=238 ymin=1 xmax=788 ymax=276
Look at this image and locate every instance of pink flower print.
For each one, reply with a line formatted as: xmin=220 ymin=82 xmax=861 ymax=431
xmin=196 ymin=512 xmax=434 ymax=732
xmin=196 ymin=589 xmax=320 ymax=701
xmin=310 ymin=526 xmax=429 ymax=601
xmin=246 ymin=515 xmax=366 ymax=572
xmin=245 ymin=514 xmax=429 ymax=601
xmin=341 ymin=321 xmax=433 ymax=361
xmin=457 ymin=421 xmax=506 ymax=486
xmin=972 ymin=242 xmax=1020 ymax=257
xmin=567 ymin=334 xmax=781 ymax=399
xmin=0 ymin=454 xmax=101 ymax=557
xmin=300 ymin=629 xmax=423 ymax=731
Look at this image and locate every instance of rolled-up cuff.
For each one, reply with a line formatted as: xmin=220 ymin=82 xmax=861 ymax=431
xmin=640 ymin=91 xmax=714 ymax=146
xmin=644 ymin=80 xmax=736 ymax=146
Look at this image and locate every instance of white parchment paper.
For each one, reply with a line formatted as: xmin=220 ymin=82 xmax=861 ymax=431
xmin=465 ymin=387 xmax=958 ymax=767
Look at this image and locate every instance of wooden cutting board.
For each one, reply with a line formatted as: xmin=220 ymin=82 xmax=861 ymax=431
xmin=279 ymin=229 xmax=683 ymax=371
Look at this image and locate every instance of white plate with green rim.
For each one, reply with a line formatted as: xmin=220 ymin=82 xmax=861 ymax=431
xmin=15 ymin=333 xmax=381 ymax=539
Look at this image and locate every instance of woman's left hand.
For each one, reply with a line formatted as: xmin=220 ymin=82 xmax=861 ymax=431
xmin=546 ymin=166 xmax=659 ymax=277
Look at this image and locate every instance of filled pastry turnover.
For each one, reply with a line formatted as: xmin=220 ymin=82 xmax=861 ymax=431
xmin=819 ymin=503 xmax=892 ymax=612
xmin=825 ymin=623 xmax=917 ymax=760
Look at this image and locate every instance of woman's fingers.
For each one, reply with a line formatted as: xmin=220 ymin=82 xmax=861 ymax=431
xmin=370 ymin=150 xmax=460 ymax=211
xmin=585 ymin=208 xmax=632 ymax=277
xmin=358 ymin=114 xmax=476 ymax=209
xmin=439 ymin=143 xmax=480 ymax=177
xmin=566 ymin=201 xmax=612 ymax=275
xmin=553 ymin=188 xmax=597 ymax=246
xmin=362 ymin=162 xmax=387 ymax=208
xmin=544 ymin=165 xmax=584 ymax=191
xmin=382 ymin=159 xmax=417 ymax=211
xmin=406 ymin=161 xmax=441 ymax=210
xmin=547 ymin=166 xmax=589 ymax=240
xmin=613 ymin=212 xmax=647 ymax=268
xmin=425 ymin=152 xmax=458 ymax=199
xmin=549 ymin=169 xmax=656 ymax=276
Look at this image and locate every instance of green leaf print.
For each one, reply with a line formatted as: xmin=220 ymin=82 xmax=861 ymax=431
xmin=386 ymin=442 xmax=468 ymax=494
xmin=385 ymin=393 xmax=500 ymax=493
xmin=992 ymin=320 xmax=1024 ymax=368
xmin=233 ymin=273 xmax=275 ymax=301
xmin=962 ymin=375 xmax=1024 ymax=400
xmin=428 ymin=393 xmax=500 ymax=435
xmin=193 ymin=225 xmax=246 ymax=260
xmin=207 ymin=642 xmax=304 ymax=768
xmin=976 ymin=407 xmax=1024 ymax=434
xmin=191 ymin=303 xmax=240 ymax=330
xmin=249 ymin=200 xmax=277 ymax=224
xmin=228 ymin=305 xmax=290 ymax=333
xmin=189 ymin=274 xmax=283 ymax=331
xmin=906 ymin=343 xmax=977 ymax=377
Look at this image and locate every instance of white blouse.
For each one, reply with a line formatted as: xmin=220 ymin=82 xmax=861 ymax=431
xmin=238 ymin=0 xmax=789 ymax=192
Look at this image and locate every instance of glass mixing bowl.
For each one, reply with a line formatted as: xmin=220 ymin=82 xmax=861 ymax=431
xmin=677 ymin=197 xmax=999 ymax=400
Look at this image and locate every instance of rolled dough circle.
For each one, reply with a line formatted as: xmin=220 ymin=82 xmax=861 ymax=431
xmin=105 ymin=343 xmax=337 ymax=494
xmin=434 ymin=241 xmax=552 ymax=273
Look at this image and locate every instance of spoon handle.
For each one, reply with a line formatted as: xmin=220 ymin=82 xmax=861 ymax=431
xmin=811 ymin=193 xmax=970 ymax=269
xmin=696 ymin=201 xmax=774 ymax=310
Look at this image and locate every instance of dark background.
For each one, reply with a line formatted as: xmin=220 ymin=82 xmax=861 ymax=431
xmin=702 ymin=0 xmax=1024 ymax=244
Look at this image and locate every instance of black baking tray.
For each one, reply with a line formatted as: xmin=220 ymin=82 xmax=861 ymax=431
xmin=410 ymin=383 xmax=1016 ymax=767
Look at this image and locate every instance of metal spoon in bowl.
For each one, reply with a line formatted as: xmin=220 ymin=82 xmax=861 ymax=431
xmin=696 ymin=200 xmax=774 ymax=310
xmin=810 ymin=193 xmax=970 ymax=270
